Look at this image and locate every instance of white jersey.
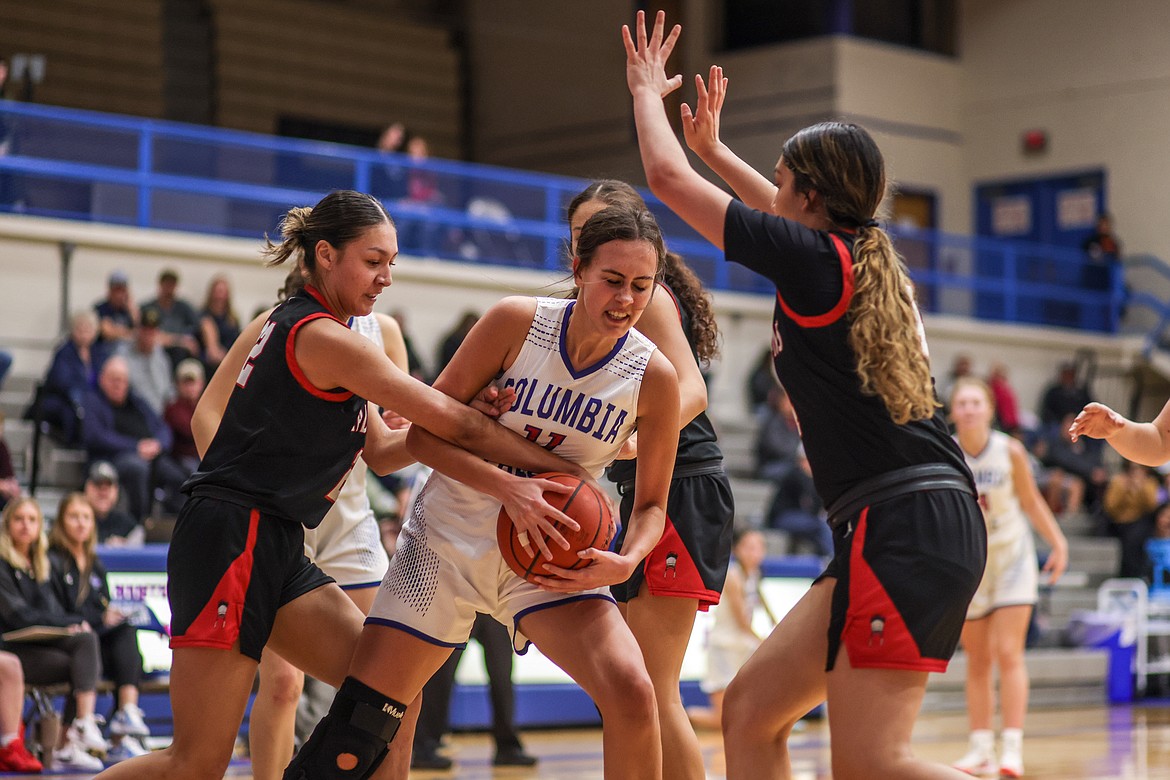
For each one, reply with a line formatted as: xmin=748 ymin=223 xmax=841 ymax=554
xmin=302 ymin=313 xmax=390 ymax=587
xmin=418 ymin=297 xmax=654 ymax=559
xmin=958 ymin=430 xmax=1027 ymax=548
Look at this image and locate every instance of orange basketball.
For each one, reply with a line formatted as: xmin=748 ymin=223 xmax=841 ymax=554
xmin=497 ymin=472 xmax=616 ymax=584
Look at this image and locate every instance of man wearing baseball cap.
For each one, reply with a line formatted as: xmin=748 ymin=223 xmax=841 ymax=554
xmin=84 ymin=461 xmax=143 ymax=546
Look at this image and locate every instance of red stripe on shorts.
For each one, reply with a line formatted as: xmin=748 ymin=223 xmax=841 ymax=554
xmin=843 ymin=506 xmax=946 ymax=672
xmin=643 ymin=514 xmax=721 ymax=610
xmin=170 ymin=508 xmax=261 ymax=651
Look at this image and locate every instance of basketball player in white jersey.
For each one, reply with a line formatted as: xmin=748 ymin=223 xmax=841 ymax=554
xmin=288 ymin=202 xmax=680 ymax=780
xmin=950 ymin=378 xmax=1068 ymax=778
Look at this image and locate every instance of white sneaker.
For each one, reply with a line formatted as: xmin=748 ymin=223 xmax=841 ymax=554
xmin=999 ymin=731 xmax=1024 ymax=778
xmin=68 ymin=715 xmax=108 ymax=754
xmin=106 ymin=735 xmax=149 ymax=763
xmin=54 ymin=739 xmax=105 ymax=771
xmin=109 ymin=704 xmax=150 ymax=737
xmin=954 ymin=730 xmax=998 ymax=776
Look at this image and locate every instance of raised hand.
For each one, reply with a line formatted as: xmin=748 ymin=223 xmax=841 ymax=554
xmin=622 ymin=9 xmax=683 ymax=100
xmin=681 ymin=65 xmax=727 ymax=158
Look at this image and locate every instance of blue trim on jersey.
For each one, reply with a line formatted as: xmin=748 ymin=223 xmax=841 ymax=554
xmin=558 ymin=300 xmax=628 ymax=380
xmin=511 ymin=592 xmax=617 ymax=655
xmin=339 ymin=581 xmax=382 ymax=591
xmin=362 ymin=617 xmax=469 ymax=648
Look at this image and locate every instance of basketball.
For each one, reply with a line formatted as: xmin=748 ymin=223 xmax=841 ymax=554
xmin=497 ymin=472 xmax=616 ymax=584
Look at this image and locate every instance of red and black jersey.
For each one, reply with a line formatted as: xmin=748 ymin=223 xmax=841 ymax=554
xmin=182 ymin=286 xmax=368 ymax=528
xmin=723 ymin=199 xmax=969 ymax=508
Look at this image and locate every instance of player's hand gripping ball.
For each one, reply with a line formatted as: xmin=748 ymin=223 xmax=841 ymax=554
xmin=497 ymin=472 xmax=616 ymax=584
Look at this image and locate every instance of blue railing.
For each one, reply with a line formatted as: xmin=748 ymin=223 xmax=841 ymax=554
xmin=0 ymin=99 xmax=1123 ymax=331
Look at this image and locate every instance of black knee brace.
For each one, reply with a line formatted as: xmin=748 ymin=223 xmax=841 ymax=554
xmin=283 ymin=677 xmax=408 ymax=780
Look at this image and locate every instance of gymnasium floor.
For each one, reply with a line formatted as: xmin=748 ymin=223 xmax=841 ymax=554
xmin=21 ymin=702 xmax=1170 ymax=778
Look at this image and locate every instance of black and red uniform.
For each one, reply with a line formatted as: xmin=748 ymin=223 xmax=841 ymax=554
xmin=724 ymin=200 xmax=986 ymax=672
xmin=609 ymin=282 xmax=734 ymax=610
xmin=169 ymin=286 xmax=368 ymax=661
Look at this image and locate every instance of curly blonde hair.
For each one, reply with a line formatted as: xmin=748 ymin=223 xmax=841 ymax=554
xmin=782 ymin=123 xmax=937 ymax=424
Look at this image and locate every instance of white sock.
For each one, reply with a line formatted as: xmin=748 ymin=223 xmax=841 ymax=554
xmin=0 ymin=732 xmax=17 ymax=747
xmin=970 ymin=728 xmax=994 ymax=749
xmin=1002 ymin=728 xmax=1023 ymax=749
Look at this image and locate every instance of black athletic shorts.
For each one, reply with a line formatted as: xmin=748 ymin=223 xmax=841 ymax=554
xmin=819 ymin=488 xmax=986 ymax=673
xmin=168 ymin=495 xmax=334 ymax=661
xmin=611 ymin=469 xmax=734 ymax=610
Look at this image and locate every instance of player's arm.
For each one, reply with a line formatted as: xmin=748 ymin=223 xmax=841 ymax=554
xmin=540 ymin=350 xmax=680 ymax=590
xmin=1069 ymin=399 xmax=1170 ymax=466
xmin=191 ymin=308 xmax=273 ymax=458
xmin=635 ymin=286 xmax=707 ymax=427
xmin=357 ymin=313 xmax=413 ymax=474
xmin=722 ymin=567 xmax=755 ymax=637
xmin=1008 ymin=438 xmax=1068 ymax=585
xmin=624 ymin=10 xmax=732 ymax=249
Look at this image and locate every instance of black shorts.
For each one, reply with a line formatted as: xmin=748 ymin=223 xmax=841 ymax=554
xmin=611 ymin=469 xmax=734 ymax=610
xmin=168 ymin=496 xmax=334 ymax=661
xmin=819 ymin=488 xmax=986 ymax=673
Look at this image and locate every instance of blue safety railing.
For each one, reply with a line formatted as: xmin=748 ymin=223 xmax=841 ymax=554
xmin=0 ymin=99 xmax=1124 ymax=332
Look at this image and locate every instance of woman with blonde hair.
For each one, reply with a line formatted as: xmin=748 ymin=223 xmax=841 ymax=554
xmin=0 ymin=497 xmax=105 ymax=770
xmin=48 ymin=492 xmax=152 ymax=762
xmin=623 ymin=12 xmax=986 ymax=779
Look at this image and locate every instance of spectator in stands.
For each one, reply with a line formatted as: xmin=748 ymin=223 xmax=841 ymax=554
xmin=435 ymin=310 xmax=479 ymax=377
xmin=198 ymin=275 xmax=240 ymax=373
xmin=94 ymin=270 xmax=137 ymax=351
xmin=163 ymin=359 xmax=205 ymax=474
xmin=686 ymin=528 xmax=775 ymax=731
xmin=412 ymin=613 xmax=537 ymax=770
xmin=763 ymin=445 xmax=833 ymax=557
xmin=987 ymin=362 xmax=1022 ymax=436
xmin=1036 ymin=412 xmax=1109 ymax=514
xmin=38 ymin=309 xmax=111 ymax=444
xmin=390 ymin=309 xmax=429 ymax=382
xmin=938 ymin=353 xmax=972 ymax=413
xmin=745 ymin=347 xmax=777 ymax=416
xmin=1039 ymin=361 xmax=1091 ymax=428
xmin=1103 ymin=460 xmax=1160 ymax=578
xmin=1082 ymin=212 xmax=1122 ymax=291
xmin=80 ymin=355 xmax=186 ymax=523
xmin=754 ymin=384 xmax=801 ymax=481
xmin=0 ymin=417 xmax=17 ymax=515
xmin=401 ymin=134 xmax=443 ymax=253
xmin=0 ymin=497 xmax=105 ymax=771
xmin=141 ymin=268 xmax=200 ymax=369
xmin=0 ymin=647 xmax=42 ymax=772
xmin=377 ymin=122 xmax=406 ymax=155
xmin=125 ymin=308 xmax=175 ymax=416
xmin=0 ymin=351 xmax=10 ymax=394
xmin=84 ymin=462 xmax=141 ymax=547
xmin=48 ymin=493 xmax=150 ymax=763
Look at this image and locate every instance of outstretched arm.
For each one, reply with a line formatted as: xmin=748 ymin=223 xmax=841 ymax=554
xmin=1069 ymin=399 xmax=1170 ymax=466
xmin=623 ymin=10 xmax=732 ymax=248
xmin=682 ymin=65 xmax=778 ymax=211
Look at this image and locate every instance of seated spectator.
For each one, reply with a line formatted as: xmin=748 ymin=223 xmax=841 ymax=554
xmin=125 ymin=308 xmax=176 ymax=416
xmin=435 ymin=310 xmax=478 ymax=378
xmin=1034 ymin=413 xmax=1108 ymax=514
xmin=140 ymin=268 xmax=200 ymax=369
xmin=938 ymin=353 xmax=973 ymax=415
xmin=754 ymin=385 xmax=801 ymax=482
xmin=1083 ymin=212 xmax=1122 ymax=292
xmin=0 ymin=415 xmax=19 ymax=513
xmin=84 ymin=462 xmax=142 ymax=547
xmin=80 ymin=356 xmax=187 ymax=523
xmin=37 ymin=310 xmax=111 ymax=444
xmin=763 ymin=445 xmax=833 ymax=557
xmin=745 ymin=347 xmax=777 ymax=417
xmin=0 ymin=648 xmax=41 ymax=772
xmin=1039 ymin=362 xmax=1091 ymax=429
xmin=987 ymin=362 xmax=1022 ymax=436
xmin=49 ymin=493 xmax=150 ymax=762
xmin=0 ymin=498 xmax=105 ymax=771
xmin=197 ymin=275 xmax=240 ymax=372
xmin=94 ymin=270 xmax=137 ymax=351
xmin=1103 ymin=461 xmax=1160 ymax=578
xmin=164 ymin=359 xmax=205 ymax=473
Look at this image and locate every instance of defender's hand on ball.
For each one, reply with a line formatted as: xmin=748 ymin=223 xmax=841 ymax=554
xmin=499 ymin=475 xmax=579 ymax=561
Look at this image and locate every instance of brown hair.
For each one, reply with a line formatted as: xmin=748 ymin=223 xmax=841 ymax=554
xmin=50 ymin=493 xmax=98 ymax=604
xmin=263 ymin=191 xmax=393 ymax=284
xmin=574 ymin=203 xmax=667 ymax=282
xmin=0 ymin=497 xmax=50 ymax=582
xmin=567 ymin=180 xmax=720 ymax=366
xmin=782 ymin=122 xmax=936 ymax=424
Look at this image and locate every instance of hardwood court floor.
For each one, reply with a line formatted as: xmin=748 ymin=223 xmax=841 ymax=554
xmin=25 ymin=702 xmax=1170 ymax=778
